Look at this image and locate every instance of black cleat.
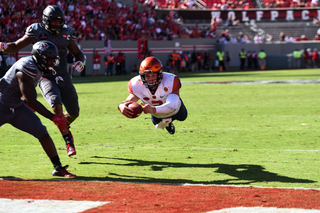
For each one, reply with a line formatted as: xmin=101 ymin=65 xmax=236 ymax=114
xmin=165 ymin=122 xmax=175 ymax=135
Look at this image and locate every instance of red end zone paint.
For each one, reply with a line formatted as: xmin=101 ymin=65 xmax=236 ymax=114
xmin=0 ymin=180 xmax=319 ymax=212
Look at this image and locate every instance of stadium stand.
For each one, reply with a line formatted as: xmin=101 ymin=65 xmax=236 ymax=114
xmin=261 ymin=0 xmax=315 ymax=8
xmin=253 ymin=21 xmax=319 ymax=42
xmin=154 ymin=0 xmax=254 ymax=9
xmin=0 ymin=0 xmax=319 ymax=43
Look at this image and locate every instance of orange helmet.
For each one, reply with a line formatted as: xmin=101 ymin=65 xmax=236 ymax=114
xmin=139 ymin=56 xmax=163 ymax=89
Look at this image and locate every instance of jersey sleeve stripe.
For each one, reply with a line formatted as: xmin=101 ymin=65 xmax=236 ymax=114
xmin=22 ymin=66 xmax=37 ymax=78
xmin=172 ymin=76 xmax=181 ymax=92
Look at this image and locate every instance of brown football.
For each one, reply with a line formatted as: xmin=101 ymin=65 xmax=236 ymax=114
xmin=128 ymin=102 xmax=143 ymax=118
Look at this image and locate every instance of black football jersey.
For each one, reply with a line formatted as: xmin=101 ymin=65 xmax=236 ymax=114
xmin=25 ymin=23 xmax=76 ymax=76
xmin=0 ymin=56 xmax=42 ymax=108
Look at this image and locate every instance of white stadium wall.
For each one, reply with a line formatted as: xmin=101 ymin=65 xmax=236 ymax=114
xmin=17 ymin=39 xmax=320 ymax=75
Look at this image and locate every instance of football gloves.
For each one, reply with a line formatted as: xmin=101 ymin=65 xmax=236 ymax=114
xmin=52 ymin=114 xmax=70 ymax=132
xmin=73 ymin=61 xmax=84 ymax=73
xmin=0 ymin=42 xmax=8 ymax=51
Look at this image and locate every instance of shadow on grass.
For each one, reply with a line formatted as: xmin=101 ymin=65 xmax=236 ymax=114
xmin=73 ymin=156 xmax=316 ymax=185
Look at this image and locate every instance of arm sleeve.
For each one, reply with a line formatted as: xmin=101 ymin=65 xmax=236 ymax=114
xmin=155 ymin=93 xmax=181 ymax=114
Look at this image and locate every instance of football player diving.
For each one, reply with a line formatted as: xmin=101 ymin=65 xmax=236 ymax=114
xmin=118 ymin=56 xmax=188 ymax=134
xmin=0 ymin=41 xmax=76 ymax=177
xmin=0 ymin=5 xmax=85 ymax=157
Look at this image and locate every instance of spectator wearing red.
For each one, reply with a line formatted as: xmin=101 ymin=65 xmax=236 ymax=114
xmin=303 ymin=48 xmax=312 ymax=68
xmin=93 ymin=49 xmax=101 ymax=77
xmin=132 ymin=2 xmax=138 ymax=12
xmin=197 ymin=52 xmax=203 ymax=72
xmin=314 ymin=34 xmax=320 ymax=40
xmin=311 ymin=48 xmax=319 ymax=68
xmin=115 ymin=52 xmax=125 ymax=75
xmin=295 ymin=35 xmax=301 ymax=42
xmin=301 ymin=35 xmax=309 ymax=41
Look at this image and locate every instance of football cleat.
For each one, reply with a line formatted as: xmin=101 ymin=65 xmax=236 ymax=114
xmin=52 ymin=165 xmax=76 ymax=177
xmin=165 ymin=122 xmax=175 ymax=135
xmin=67 ymin=142 xmax=76 ymax=157
xmin=64 ymin=132 xmax=76 ymax=157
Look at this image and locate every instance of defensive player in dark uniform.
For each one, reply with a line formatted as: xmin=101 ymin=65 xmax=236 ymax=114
xmin=0 ymin=5 xmax=84 ymax=157
xmin=0 ymin=40 xmax=76 ymax=177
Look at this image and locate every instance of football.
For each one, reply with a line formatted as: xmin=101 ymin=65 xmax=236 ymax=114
xmin=128 ymin=102 xmax=143 ymax=118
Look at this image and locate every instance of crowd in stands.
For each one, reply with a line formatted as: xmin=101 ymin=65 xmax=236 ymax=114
xmin=147 ymin=0 xmax=317 ymax=9
xmin=152 ymin=0 xmax=254 ymax=10
xmin=0 ymin=0 xmax=221 ymax=42
xmin=0 ymin=0 xmax=319 ymax=43
xmin=277 ymin=28 xmax=320 ymax=42
xmin=264 ymin=0 xmax=319 ymax=8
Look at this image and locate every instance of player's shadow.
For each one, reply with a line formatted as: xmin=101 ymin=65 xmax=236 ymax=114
xmin=77 ymin=156 xmax=316 ymax=184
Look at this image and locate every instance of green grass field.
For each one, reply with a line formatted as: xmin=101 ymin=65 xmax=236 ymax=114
xmin=0 ymin=69 xmax=319 ymax=189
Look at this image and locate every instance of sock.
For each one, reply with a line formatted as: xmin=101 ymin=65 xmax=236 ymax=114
xmin=63 ymin=132 xmax=73 ymax=145
xmin=50 ymin=155 xmax=62 ymax=168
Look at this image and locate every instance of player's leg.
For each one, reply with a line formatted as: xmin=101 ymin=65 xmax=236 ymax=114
xmin=0 ymin=103 xmax=10 ymax=126
xmin=166 ymin=100 xmax=188 ymax=134
xmin=59 ymin=75 xmax=80 ymax=157
xmin=9 ymin=104 xmax=76 ymax=177
xmin=38 ymin=76 xmax=78 ymax=157
xmin=171 ymin=99 xmax=188 ymax=122
xmin=150 ymin=99 xmax=187 ymax=134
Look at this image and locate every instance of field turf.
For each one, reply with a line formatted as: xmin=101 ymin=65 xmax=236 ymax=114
xmin=0 ymin=69 xmax=319 ymax=190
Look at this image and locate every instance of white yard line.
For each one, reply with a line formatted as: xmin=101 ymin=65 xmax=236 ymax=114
xmin=183 ymin=79 xmax=320 ymax=85
xmin=0 ymin=199 xmax=109 ymax=213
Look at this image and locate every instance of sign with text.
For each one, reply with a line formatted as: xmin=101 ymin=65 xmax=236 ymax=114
xmin=173 ymin=9 xmax=320 ymax=21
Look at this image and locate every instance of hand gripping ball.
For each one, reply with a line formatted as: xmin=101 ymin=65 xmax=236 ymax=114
xmin=128 ymin=102 xmax=143 ymax=118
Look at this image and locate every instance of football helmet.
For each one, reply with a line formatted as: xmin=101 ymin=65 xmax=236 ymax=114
xmin=139 ymin=56 xmax=163 ymax=90
xmin=42 ymin=5 xmax=65 ymax=35
xmin=32 ymin=41 xmax=60 ymax=74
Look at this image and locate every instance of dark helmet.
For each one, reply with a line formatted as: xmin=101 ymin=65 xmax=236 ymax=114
xmin=42 ymin=5 xmax=65 ymax=35
xmin=32 ymin=41 xmax=60 ymax=74
xmin=139 ymin=56 xmax=163 ymax=90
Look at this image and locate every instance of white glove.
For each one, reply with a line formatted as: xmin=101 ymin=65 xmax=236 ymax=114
xmin=155 ymin=118 xmax=172 ymax=129
xmin=73 ymin=61 xmax=84 ymax=73
xmin=0 ymin=42 xmax=8 ymax=51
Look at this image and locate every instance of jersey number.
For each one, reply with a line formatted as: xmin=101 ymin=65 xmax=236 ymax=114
xmin=151 ymin=100 xmax=163 ymax=106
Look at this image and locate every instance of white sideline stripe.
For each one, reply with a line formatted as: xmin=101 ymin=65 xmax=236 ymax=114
xmin=207 ymin=207 xmax=320 ymax=213
xmin=0 ymin=198 xmax=109 ymax=213
xmin=183 ymin=79 xmax=320 ymax=85
xmin=179 ymin=128 xmax=320 ymax=131
xmin=0 ymin=145 xmax=319 ymax=152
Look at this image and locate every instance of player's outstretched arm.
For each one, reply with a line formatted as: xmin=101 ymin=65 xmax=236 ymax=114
xmin=68 ymin=40 xmax=85 ymax=73
xmin=16 ymin=71 xmax=70 ymax=132
xmin=0 ymin=36 xmax=35 ymax=53
xmin=118 ymin=94 xmax=140 ymax=118
xmin=152 ymin=90 xmax=181 ymax=114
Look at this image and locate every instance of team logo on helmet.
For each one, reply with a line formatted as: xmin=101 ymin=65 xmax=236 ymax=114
xmin=39 ymin=43 xmax=49 ymax=52
xmin=32 ymin=41 xmax=60 ymax=74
